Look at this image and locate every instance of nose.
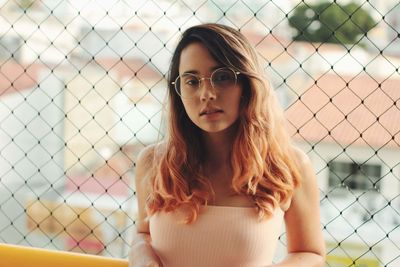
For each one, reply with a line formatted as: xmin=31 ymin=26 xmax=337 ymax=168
xmin=199 ymin=78 xmax=216 ymax=101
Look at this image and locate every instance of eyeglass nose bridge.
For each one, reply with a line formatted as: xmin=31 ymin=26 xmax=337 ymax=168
xmin=197 ymin=76 xmax=215 ymax=91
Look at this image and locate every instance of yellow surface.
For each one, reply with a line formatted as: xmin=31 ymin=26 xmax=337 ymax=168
xmin=326 ymin=254 xmax=379 ymax=267
xmin=0 ymin=243 xmax=128 ymax=267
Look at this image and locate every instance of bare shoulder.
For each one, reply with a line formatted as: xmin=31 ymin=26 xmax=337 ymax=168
xmin=135 ymin=142 xmax=164 ymax=186
xmin=134 ymin=142 xmax=164 ymax=233
xmin=279 ymin=146 xmax=310 ymax=211
xmin=287 ymin=145 xmax=319 ymax=205
xmin=290 ymin=145 xmax=317 ymax=187
xmin=280 ymin=146 xmax=316 ymax=211
xmin=291 ymin=146 xmax=312 ymax=169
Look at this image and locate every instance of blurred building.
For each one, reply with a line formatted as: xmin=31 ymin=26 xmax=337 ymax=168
xmin=0 ymin=60 xmax=65 ymax=247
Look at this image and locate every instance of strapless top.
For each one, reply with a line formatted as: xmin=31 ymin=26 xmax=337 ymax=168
xmin=149 ymin=205 xmax=284 ymax=267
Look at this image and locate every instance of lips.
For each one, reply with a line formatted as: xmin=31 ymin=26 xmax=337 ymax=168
xmin=199 ymin=108 xmax=223 ymax=116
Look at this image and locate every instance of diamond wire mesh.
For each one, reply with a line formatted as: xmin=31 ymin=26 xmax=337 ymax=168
xmin=0 ymin=0 xmax=399 ymax=266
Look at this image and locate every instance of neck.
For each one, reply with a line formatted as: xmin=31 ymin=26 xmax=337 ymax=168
xmin=201 ymin=125 xmax=237 ymax=167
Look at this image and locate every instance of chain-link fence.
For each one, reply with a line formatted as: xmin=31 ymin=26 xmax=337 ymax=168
xmin=0 ymin=0 xmax=399 ymax=266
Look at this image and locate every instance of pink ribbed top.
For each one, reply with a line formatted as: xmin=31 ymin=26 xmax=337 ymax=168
xmin=149 ymin=205 xmax=284 ymax=267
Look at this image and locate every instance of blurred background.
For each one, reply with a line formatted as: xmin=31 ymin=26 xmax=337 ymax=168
xmin=0 ymin=0 xmax=399 ymax=266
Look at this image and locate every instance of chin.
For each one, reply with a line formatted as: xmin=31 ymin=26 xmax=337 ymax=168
xmin=203 ymin=127 xmax=227 ymax=133
xmin=197 ymin=122 xmax=237 ymax=134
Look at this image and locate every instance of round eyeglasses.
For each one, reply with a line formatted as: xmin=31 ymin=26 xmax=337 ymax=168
xmin=172 ymin=67 xmax=240 ymax=99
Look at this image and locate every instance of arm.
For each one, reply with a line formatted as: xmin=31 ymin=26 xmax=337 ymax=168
xmin=129 ymin=145 xmax=162 ymax=267
xmin=269 ymin=148 xmax=326 ymax=267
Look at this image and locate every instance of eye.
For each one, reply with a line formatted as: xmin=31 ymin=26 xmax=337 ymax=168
xmin=181 ymin=74 xmax=200 ymax=87
xmin=184 ymin=78 xmax=199 ymax=87
xmin=213 ymin=70 xmax=235 ymax=83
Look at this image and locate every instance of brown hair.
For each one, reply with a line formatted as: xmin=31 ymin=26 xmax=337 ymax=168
xmin=147 ymin=23 xmax=301 ymax=223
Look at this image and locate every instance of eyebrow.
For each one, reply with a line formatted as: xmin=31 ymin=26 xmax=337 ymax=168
xmin=182 ymin=65 xmax=224 ymax=75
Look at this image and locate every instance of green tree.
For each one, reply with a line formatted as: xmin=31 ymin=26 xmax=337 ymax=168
xmin=288 ymin=1 xmax=376 ymax=45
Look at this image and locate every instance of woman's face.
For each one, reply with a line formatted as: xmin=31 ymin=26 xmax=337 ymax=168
xmin=178 ymin=42 xmax=243 ymax=134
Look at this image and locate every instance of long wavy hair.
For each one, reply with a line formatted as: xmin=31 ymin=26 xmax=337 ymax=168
xmin=147 ymin=23 xmax=301 ymax=223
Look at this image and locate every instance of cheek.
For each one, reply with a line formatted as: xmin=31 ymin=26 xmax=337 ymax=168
xmin=182 ymin=100 xmax=198 ymax=120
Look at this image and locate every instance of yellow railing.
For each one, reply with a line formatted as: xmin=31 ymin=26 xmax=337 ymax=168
xmin=0 ymin=243 xmax=128 ymax=267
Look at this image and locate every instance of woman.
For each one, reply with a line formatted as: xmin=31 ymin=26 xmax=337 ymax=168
xmin=129 ymin=23 xmax=325 ymax=267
